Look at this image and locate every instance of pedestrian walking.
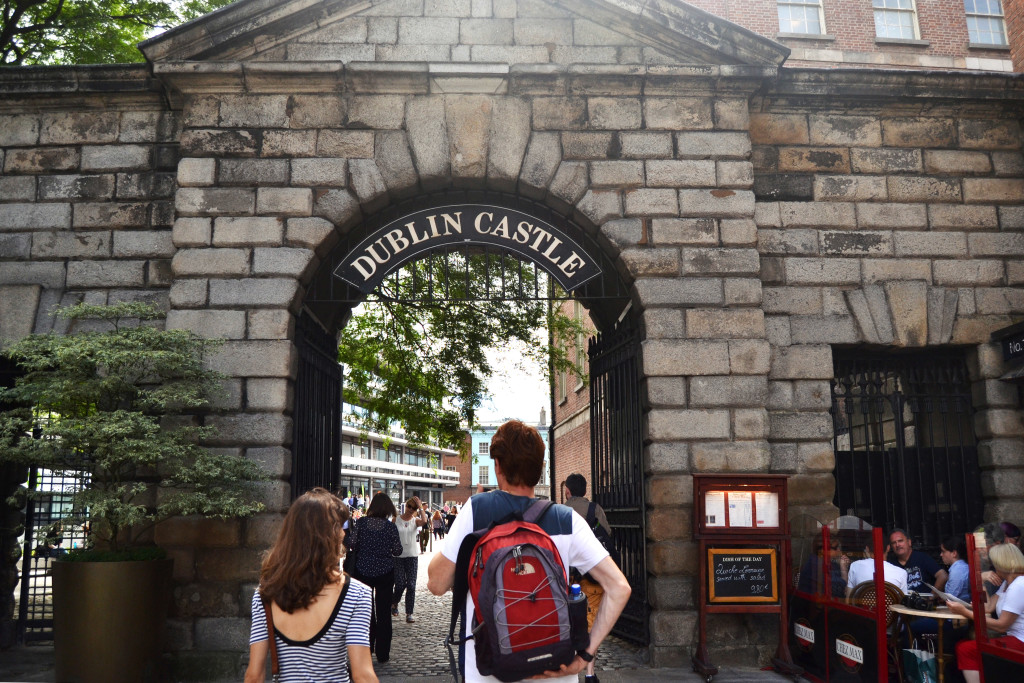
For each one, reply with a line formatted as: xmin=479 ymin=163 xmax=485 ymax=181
xmin=428 ymin=420 xmax=630 ymax=683
xmin=245 ymin=488 xmax=377 ymax=683
xmin=392 ymin=496 xmax=427 ymax=623
xmin=348 ymin=492 xmax=402 ymax=664
xmin=431 ymin=510 xmax=445 ymax=540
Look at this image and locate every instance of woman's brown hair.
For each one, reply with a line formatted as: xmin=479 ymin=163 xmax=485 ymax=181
xmin=366 ymin=491 xmax=398 ymax=519
xmin=259 ymin=487 xmax=349 ymax=613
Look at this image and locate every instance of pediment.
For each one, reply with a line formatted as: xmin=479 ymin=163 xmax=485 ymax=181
xmin=139 ymin=0 xmax=788 ymax=67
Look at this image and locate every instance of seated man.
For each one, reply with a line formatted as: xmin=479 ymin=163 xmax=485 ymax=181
xmin=847 ymin=532 xmax=909 ymax=600
xmin=888 ymin=528 xmax=947 ymax=593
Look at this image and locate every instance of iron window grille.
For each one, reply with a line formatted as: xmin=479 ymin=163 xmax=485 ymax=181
xmin=830 ymin=350 xmax=983 ymax=554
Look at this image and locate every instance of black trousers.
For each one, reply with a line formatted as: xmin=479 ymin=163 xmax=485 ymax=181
xmin=355 ymin=570 xmax=394 ymax=662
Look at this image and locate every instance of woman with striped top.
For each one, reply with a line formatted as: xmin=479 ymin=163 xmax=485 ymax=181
xmin=245 ymin=488 xmax=378 ymax=683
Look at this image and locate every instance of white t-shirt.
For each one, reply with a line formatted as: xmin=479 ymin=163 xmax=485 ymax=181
xmin=396 ymin=515 xmax=420 ymax=558
xmin=995 ymin=575 xmax=1024 ymax=641
xmin=847 ymin=557 xmax=909 ymax=594
xmin=442 ymin=491 xmax=608 ymax=683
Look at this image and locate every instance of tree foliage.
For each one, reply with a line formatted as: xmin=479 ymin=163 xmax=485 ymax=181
xmin=0 ymin=302 xmax=269 ymax=553
xmin=338 ymin=253 xmax=588 ymax=456
xmin=1 ymin=0 xmax=234 ymax=65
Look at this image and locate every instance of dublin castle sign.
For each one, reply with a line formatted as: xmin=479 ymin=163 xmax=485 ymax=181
xmin=334 ymin=205 xmax=603 ymax=294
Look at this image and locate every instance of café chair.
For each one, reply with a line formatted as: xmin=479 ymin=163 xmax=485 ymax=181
xmin=849 ymin=581 xmax=906 ymax=680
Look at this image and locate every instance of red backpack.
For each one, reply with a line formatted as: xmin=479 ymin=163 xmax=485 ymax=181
xmin=445 ymin=499 xmax=589 ymax=682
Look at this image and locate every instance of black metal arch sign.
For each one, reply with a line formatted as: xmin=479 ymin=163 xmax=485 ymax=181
xmin=333 ymin=204 xmax=603 ymax=294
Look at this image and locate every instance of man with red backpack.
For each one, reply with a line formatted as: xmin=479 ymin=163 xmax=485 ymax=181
xmin=427 ymin=420 xmax=631 ymax=683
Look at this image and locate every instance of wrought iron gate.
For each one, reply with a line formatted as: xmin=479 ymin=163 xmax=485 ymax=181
xmin=291 ymin=312 xmax=342 ymax=499
xmin=16 ymin=466 xmax=89 ymax=643
xmin=830 ymin=350 xmax=983 ymax=554
xmin=589 ymin=324 xmax=648 ymax=645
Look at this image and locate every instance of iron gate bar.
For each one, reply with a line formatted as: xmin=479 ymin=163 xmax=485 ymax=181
xmin=589 ymin=324 xmax=648 ymax=646
xmin=830 ymin=351 xmax=983 ymax=555
xmin=291 ymin=313 xmax=342 ymax=499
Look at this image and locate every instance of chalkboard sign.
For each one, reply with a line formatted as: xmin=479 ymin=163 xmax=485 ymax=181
xmin=707 ymin=548 xmax=779 ymax=604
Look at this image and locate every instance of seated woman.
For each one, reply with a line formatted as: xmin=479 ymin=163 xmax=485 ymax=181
xmin=245 ymin=487 xmax=378 ymax=683
xmin=941 ymin=535 xmax=971 ymax=603
xmin=947 ymin=543 xmax=1024 ymax=683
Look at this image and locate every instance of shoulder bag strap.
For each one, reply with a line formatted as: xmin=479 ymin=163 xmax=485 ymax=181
xmin=586 ymin=501 xmax=597 ymax=527
xmin=261 ymin=595 xmax=280 ymax=683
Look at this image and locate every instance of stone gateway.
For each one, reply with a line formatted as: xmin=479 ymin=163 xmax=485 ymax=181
xmin=1 ymin=0 xmax=1023 ymax=676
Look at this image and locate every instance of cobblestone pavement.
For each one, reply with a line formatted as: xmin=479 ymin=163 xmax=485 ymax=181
xmin=0 ymin=544 xmax=790 ymax=682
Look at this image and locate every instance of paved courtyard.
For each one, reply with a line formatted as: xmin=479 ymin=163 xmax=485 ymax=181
xmin=0 ymin=539 xmax=790 ymax=682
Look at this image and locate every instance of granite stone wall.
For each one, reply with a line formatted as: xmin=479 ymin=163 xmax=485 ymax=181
xmin=1 ymin=1 xmax=1023 ymax=676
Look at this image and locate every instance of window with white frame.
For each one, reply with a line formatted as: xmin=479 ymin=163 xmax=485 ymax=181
xmin=478 ymin=441 xmax=489 ymax=455
xmin=873 ymin=0 xmax=919 ymax=40
xmin=965 ymin=0 xmax=1008 ymax=45
xmin=478 ymin=465 xmax=489 ymax=484
xmin=444 ymin=465 xmax=457 ymax=472
xmin=777 ymin=0 xmax=825 ymax=34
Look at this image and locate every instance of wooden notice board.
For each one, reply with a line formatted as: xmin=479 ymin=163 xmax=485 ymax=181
xmin=707 ymin=548 xmax=779 ymax=604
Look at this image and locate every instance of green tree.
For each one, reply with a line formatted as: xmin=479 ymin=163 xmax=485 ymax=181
xmin=339 ymin=253 xmax=588 ymax=456
xmin=0 ymin=302 xmax=268 ymax=554
xmin=1 ymin=0 xmax=234 ymax=65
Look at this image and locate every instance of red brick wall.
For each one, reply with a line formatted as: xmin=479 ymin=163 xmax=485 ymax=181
xmin=442 ymin=433 xmax=474 ymax=504
xmin=1008 ymin=0 xmax=1024 ymax=70
xmin=688 ymin=0 xmax=1008 ymax=63
xmin=552 ymin=300 xmax=594 ymax=504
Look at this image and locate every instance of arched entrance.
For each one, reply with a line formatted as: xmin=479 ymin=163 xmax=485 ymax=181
xmin=291 ymin=189 xmax=648 ymax=644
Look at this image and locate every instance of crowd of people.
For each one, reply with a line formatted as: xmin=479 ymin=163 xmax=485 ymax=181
xmin=245 ymin=420 xmax=628 ymax=683
xmin=799 ymin=520 xmax=1024 ymax=682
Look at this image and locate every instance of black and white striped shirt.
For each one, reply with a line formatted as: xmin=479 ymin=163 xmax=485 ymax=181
xmin=250 ymin=578 xmax=372 ymax=682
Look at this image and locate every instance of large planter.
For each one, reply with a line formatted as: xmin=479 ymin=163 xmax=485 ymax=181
xmin=52 ymin=558 xmax=173 ymax=683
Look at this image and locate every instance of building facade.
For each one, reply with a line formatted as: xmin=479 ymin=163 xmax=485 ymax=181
xmin=469 ymin=414 xmax=551 ymax=499
xmin=1 ymin=0 xmax=1023 ymax=673
xmin=338 ymin=408 xmax=461 ymax=511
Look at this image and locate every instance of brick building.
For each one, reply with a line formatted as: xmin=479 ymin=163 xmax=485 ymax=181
xmin=1 ymin=0 xmax=1023 ymax=675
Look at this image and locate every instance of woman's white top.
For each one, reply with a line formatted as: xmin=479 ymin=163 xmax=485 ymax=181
xmin=994 ymin=575 xmax=1024 ymax=641
xmin=250 ymin=577 xmax=372 ymax=682
xmin=396 ymin=515 xmax=420 ymax=558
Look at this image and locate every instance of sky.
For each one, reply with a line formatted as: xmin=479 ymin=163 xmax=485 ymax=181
xmin=476 ymin=340 xmax=550 ymax=425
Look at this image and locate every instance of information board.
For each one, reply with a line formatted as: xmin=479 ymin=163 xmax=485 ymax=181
xmin=707 ymin=548 xmax=779 ymax=604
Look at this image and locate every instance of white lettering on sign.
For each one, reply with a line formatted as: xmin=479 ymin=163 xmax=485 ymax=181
xmin=835 ymin=638 xmax=864 ymax=665
xmin=794 ymin=622 xmax=815 ymax=644
xmin=336 ymin=205 xmax=602 ymax=294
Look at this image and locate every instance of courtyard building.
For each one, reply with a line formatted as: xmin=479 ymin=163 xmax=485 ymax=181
xmin=0 ymin=0 xmax=1023 ymax=675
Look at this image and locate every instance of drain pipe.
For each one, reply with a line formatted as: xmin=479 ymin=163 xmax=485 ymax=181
xmin=547 ymin=295 xmax=557 ymax=502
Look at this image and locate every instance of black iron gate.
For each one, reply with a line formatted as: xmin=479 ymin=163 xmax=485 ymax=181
xmin=830 ymin=350 xmax=983 ymax=554
xmin=589 ymin=324 xmax=648 ymax=645
xmin=291 ymin=312 xmax=342 ymax=499
xmin=16 ymin=466 xmax=89 ymax=643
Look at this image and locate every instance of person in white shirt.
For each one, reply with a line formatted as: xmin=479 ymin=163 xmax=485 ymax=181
xmin=846 ymin=533 xmax=909 ymax=599
xmin=947 ymin=543 xmax=1024 ymax=683
xmin=392 ymin=496 xmax=427 ymax=622
xmin=427 ymin=420 xmax=630 ymax=683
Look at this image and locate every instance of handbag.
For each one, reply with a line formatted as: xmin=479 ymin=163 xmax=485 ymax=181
xmin=902 ymin=641 xmax=938 ymax=683
xmin=260 ymin=595 xmax=281 ymax=683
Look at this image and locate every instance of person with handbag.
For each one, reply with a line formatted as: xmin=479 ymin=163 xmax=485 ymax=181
xmin=348 ymin=492 xmax=403 ymax=664
xmin=245 ymin=488 xmax=378 ymax=683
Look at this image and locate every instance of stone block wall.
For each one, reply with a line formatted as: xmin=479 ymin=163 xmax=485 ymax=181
xmin=0 ymin=67 xmax=177 ymax=340
xmin=751 ymin=71 xmax=1024 ymax=529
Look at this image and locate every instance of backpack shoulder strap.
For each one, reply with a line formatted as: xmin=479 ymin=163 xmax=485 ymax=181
xmin=586 ymin=501 xmax=597 ymax=527
xmin=523 ymin=498 xmax=554 ymax=526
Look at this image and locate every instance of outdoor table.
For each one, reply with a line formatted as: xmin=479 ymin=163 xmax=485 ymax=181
xmin=890 ymin=603 xmax=967 ymax=683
